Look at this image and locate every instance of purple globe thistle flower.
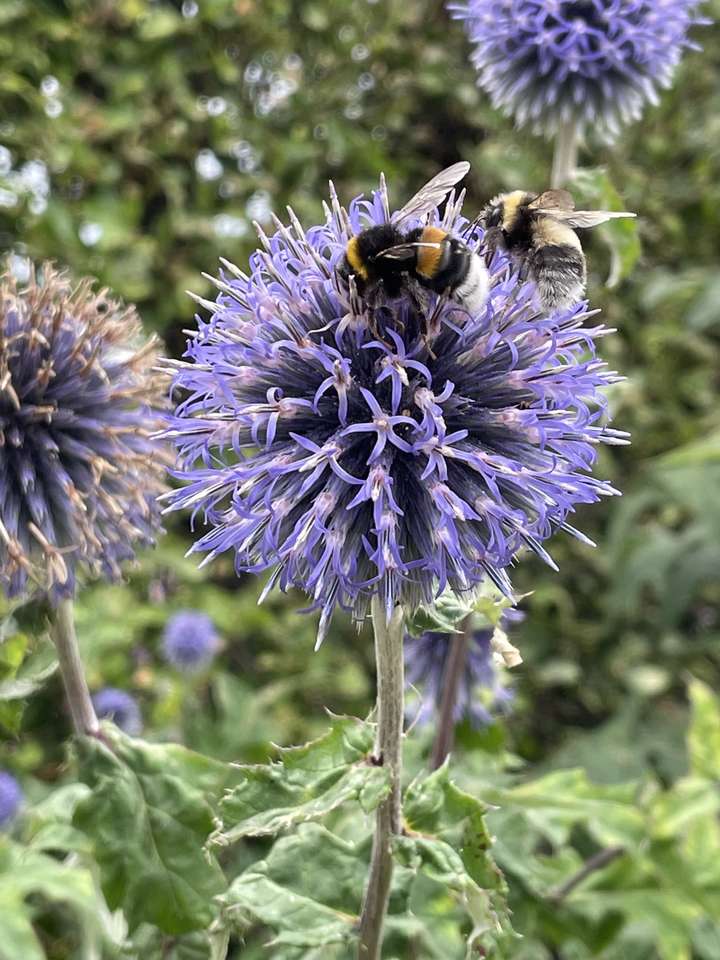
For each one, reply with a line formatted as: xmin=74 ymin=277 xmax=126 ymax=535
xmin=0 ymin=770 xmax=23 ymax=827
xmin=448 ymin=0 xmax=709 ymax=138
xmin=163 ymin=173 xmax=626 ymax=645
xmin=162 ymin=609 xmax=219 ymax=672
xmin=92 ymin=687 xmax=142 ymax=735
xmin=405 ymin=619 xmax=517 ymax=728
xmin=0 ymin=264 xmax=167 ymax=601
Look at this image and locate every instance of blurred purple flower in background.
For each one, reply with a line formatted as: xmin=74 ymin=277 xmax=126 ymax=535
xmin=448 ymin=0 xmax=708 ymax=138
xmin=93 ymin=687 xmax=142 ymax=735
xmin=0 ymin=770 xmax=23 ymax=827
xmin=163 ymin=174 xmax=625 ymax=645
xmin=0 ymin=264 xmax=167 ymax=601
xmin=405 ymin=614 xmax=520 ymax=729
xmin=162 ymin=610 xmax=219 ymax=672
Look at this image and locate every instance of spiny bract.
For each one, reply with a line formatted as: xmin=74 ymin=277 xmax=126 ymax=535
xmin=0 ymin=264 xmax=167 ymax=600
xmin=164 ymin=173 xmax=626 ymax=645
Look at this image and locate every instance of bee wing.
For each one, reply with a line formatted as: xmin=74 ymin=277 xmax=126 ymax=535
xmin=527 ymin=189 xmax=576 ymax=211
xmin=376 ymin=241 xmax=442 ymax=262
xmin=537 ymin=209 xmax=637 ymax=229
xmin=393 ymin=162 xmax=470 ymax=225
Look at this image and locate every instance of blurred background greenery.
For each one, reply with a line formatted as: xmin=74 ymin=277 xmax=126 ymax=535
xmin=1 ymin=1 xmax=719 ymax=957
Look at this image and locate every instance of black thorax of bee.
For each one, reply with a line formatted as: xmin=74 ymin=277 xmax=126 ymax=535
xmin=339 ymin=224 xmax=476 ymax=300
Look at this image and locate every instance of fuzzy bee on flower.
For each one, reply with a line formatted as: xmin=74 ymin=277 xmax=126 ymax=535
xmin=336 ymin=162 xmax=490 ymax=336
xmin=478 ymin=189 xmax=636 ymax=313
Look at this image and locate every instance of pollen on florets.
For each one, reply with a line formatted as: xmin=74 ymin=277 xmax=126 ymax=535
xmin=448 ymin=0 xmax=709 ymax=138
xmin=162 ymin=173 xmax=627 ymax=646
xmin=0 ymin=263 xmax=168 ymax=600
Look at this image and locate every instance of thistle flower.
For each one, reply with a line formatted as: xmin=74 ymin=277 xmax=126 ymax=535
xmin=448 ymin=0 xmax=708 ymax=138
xmin=0 ymin=264 xmax=167 ymax=600
xmin=162 ymin=609 xmax=219 ymax=672
xmin=163 ymin=174 xmax=626 ymax=645
xmin=0 ymin=770 xmax=22 ymax=827
xmin=404 ymin=621 xmax=516 ymax=728
xmin=92 ymin=687 xmax=142 ymax=735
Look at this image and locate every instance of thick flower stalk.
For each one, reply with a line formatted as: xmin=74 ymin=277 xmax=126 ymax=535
xmin=0 ymin=263 xmax=167 ymax=600
xmin=164 ymin=176 xmax=625 ymax=645
xmin=448 ymin=0 xmax=708 ymax=140
xmin=162 ymin=610 xmax=219 ymax=672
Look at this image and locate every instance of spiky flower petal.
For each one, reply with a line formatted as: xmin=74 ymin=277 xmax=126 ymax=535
xmin=0 ymin=264 xmax=167 ymax=600
xmin=164 ymin=174 xmax=625 ymax=644
xmin=449 ymin=0 xmax=708 ymax=138
xmin=162 ymin=610 xmax=219 ymax=672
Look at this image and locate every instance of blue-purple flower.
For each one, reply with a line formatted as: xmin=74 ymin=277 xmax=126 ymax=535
xmin=0 ymin=264 xmax=167 ymax=601
xmin=448 ymin=0 xmax=708 ymax=138
xmin=93 ymin=687 xmax=142 ymax=735
xmin=0 ymin=770 xmax=22 ymax=827
xmin=163 ymin=174 xmax=625 ymax=644
xmin=162 ymin=610 xmax=219 ymax=672
xmin=405 ymin=618 xmax=518 ymax=728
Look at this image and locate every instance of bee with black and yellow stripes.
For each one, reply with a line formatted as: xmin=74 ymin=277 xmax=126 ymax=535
xmin=479 ymin=189 xmax=636 ymax=313
xmin=336 ymin=163 xmax=490 ymax=327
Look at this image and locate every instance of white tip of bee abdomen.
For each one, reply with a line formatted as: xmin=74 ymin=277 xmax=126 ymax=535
xmin=455 ymin=255 xmax=490 ymax=317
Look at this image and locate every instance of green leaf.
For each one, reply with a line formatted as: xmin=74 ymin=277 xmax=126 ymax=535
xmin=402 ymin=763 xmax=513 ymax=949
xmin=687 ymin=678 xmax=720 ymax=780
xmin=483 ymin=768 xmax=645 ymax=849
xmin=0 ymin=837 xmax=103 ymax=960
xmin=573 ymin=167 xmax=641 ymax=287
xmin=0 ymin=636 xmax=57 ymax=701
xmin=218 ymin=824 xmax=361 ymax=952
xmin=73 ymin=725 xmax=226 ymax=935
xmin=216 ymin=715 xmax=390 ymax=844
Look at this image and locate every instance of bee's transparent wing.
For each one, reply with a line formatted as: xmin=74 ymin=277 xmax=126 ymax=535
xmin=527 ymin=189 xmax=576 ymax=212
xmin=528 ymin=190 xmax=635 ymax=227
xmin=537 ymin=208 xmax=637 ymax=229
xmin=393 ymin=162 xmax=470 ymax=225
xmin=375 ymin=241 xmax=442 ymax=262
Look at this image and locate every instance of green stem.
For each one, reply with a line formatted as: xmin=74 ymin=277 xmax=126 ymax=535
xmin=551 ymin=119 xmax=580 ymax=189
xmin=357 ymin=598 xmax=405 ymax=960
xmin=429 ymin=613 xmax=473 ymax=770
xmin=49 ymin=597 xmax=99 ymax=736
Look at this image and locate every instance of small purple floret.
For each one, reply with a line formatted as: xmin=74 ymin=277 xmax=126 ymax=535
xmin=448 ymin=0 xmax=709 ymax=137
xmin=163 ymin=174 xmax=626 ymax=644
xmin=93 ymin=688 xmax=142 ymax=735
xmin=0 ymin=770 xmax=23 ymax=827
xmin=162 ymin=610 xmax=219 ymax=672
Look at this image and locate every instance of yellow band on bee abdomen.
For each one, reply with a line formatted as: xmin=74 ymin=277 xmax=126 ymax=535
xmin=345 ymin=237 xmax=368 ymax=279
xmin=416 ymin=226 xmax=447 ymax=279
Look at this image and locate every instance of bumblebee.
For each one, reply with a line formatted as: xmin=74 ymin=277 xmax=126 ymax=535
xmin=478 ymin=189 xmax=635 ymax=313
xmin=337 ymin=162 xmax=489 ymax=325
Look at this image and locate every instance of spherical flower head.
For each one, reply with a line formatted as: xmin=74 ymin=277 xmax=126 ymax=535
xmin=164 ymin=172 xmax=626 ymax=645
xmin=0 ymin=263 xmax=168 ymax=601
xmin=162 ymin=609 xmax=219 ymax=672
xmin=405 ymin=617 xmax=517 ymax=728
xmin=0 ymin=770 xmax=23 ymax=827
xmin=448 ymin=0 xmax=709 ymax=138
xmin=92 ymin=687 xmax=142 ymax=735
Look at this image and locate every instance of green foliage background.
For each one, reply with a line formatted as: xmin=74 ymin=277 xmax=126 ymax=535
xmin=0 ymin=1 xmax=719 ymax=957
